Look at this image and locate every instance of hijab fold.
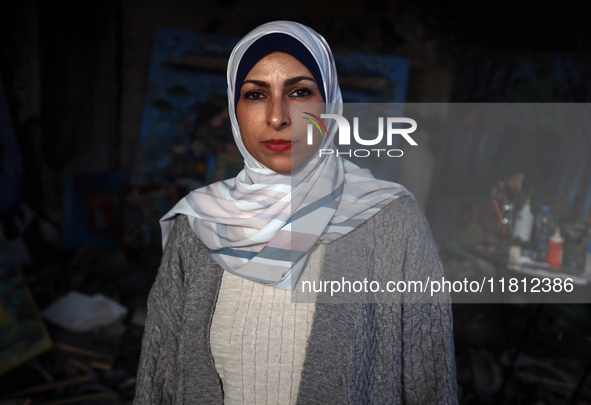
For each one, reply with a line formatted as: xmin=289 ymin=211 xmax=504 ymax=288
xmin=161 ymin=21 xmax=411 ymax=290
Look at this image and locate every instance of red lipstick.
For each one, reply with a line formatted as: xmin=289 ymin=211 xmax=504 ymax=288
xmin=262 ymin=139 xmax=293 ymax=152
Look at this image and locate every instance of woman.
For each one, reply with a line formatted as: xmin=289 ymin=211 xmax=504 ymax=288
xmin=134 ymin=21 xmax=457 ymax=404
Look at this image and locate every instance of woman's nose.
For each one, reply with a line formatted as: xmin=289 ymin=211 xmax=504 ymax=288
xmin=268 ymin=97 xmax=290 ymax=130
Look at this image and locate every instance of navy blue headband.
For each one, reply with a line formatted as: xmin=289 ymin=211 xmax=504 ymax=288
xmin=234 ymin=33 xmax=326 ymax=108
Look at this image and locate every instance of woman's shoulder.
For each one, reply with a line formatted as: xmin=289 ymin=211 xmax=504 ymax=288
xmin=331 ymin=195 xmax=431 ymax=250
xmin=371 ymin=195 xmax=429 ymax=230
xmin=160 ymin=214 xmax=224 ymax=282
xmin=337 ymin=195 xmax=437 ymax=256
xmin=163 ymin=214 xmax=207 ymax=253
xmin=380 ymin=194 xmax=422 ymax=213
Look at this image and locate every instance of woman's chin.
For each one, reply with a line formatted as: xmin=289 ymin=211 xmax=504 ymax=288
xmin=265 ymin=157 xmax=294 ymax=173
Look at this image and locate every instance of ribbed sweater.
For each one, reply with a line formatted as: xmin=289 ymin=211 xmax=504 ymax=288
xmin=209 ymin=244 xmax=323 ymax=404
xmin=134 ymin=196 xmax=458 ymax=404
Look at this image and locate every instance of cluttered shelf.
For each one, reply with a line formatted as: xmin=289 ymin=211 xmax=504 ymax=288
xmin=431 ymin=172 xmax=591 ymax=301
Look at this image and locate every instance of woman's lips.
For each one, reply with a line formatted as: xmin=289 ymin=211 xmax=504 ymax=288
xmin=262 ymin=139 xmax=293 ymax=152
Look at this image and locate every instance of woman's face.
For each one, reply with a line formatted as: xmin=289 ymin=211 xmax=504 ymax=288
xmin=236 ymin=51 xmax=324 ymax=173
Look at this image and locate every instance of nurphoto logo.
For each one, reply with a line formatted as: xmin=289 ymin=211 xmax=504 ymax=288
xmin=303 ymin=113 xmax=418 ymax=158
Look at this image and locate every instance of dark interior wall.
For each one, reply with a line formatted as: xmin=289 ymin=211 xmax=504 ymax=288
xmin=39 ymin=1 xmax=119 ymax=172
xmin=1 ymin=1 xmax=43 ymax=213
xmin=2 ymin=0 xmax=456 ymax=222
xmin=1 ymin=0 xmax=120 ymax=221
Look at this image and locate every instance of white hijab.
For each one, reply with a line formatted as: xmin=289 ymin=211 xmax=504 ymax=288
xmin=161 ymin=21 xmax=411 ymax=290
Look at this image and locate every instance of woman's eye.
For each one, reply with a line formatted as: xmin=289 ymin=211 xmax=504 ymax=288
xmin=290 ymin=88 xmax=313 ymax=97
xmin=244 ymin=91 xmax=265 ymax=100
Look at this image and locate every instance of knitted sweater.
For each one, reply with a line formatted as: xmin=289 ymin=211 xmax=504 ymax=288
xmin=134 ymin=196 xmax=458 ymax=404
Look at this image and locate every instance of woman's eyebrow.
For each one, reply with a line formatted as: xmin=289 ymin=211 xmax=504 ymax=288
xmin=242 ymin=79 xmax=269 ymax=87
xmin=284 ymin=76 xmax=316 ymax=86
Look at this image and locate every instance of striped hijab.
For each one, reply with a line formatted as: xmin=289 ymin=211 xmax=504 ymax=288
xmin=161 ymin=21 xmax=410 ymax=290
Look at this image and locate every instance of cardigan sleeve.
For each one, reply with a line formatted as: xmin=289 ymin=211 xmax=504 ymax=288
xmin=390 ymin=197 xmax=458 ymax=404
xmin=299 ymin=196 xmax=458 ymax=405
xmin=133 ymin=216 xmax=190 ymax=404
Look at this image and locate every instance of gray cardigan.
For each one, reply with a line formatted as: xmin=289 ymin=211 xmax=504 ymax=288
xmin=134 ymin=196 xmax=458 ymax=404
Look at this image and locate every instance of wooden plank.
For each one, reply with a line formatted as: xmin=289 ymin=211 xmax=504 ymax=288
xmin=9 ymin=376 xmax=90 ymax=397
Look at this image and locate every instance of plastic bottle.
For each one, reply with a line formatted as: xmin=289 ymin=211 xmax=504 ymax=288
xmin=546 ymin=228 xmax=564 ymax=268
xmin=534 ymin=205 xmax=554 ymax=261
xmin=513 ymin=198 xmax=534 ymax=242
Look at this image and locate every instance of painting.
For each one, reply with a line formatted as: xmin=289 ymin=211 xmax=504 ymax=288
xmin=0 ymin=235 xmax=52 ymax=376
xmin=62 ymin=171 xmax=126 ymax=249
xmin=131 ymin=28 xmax=240 ymax=187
